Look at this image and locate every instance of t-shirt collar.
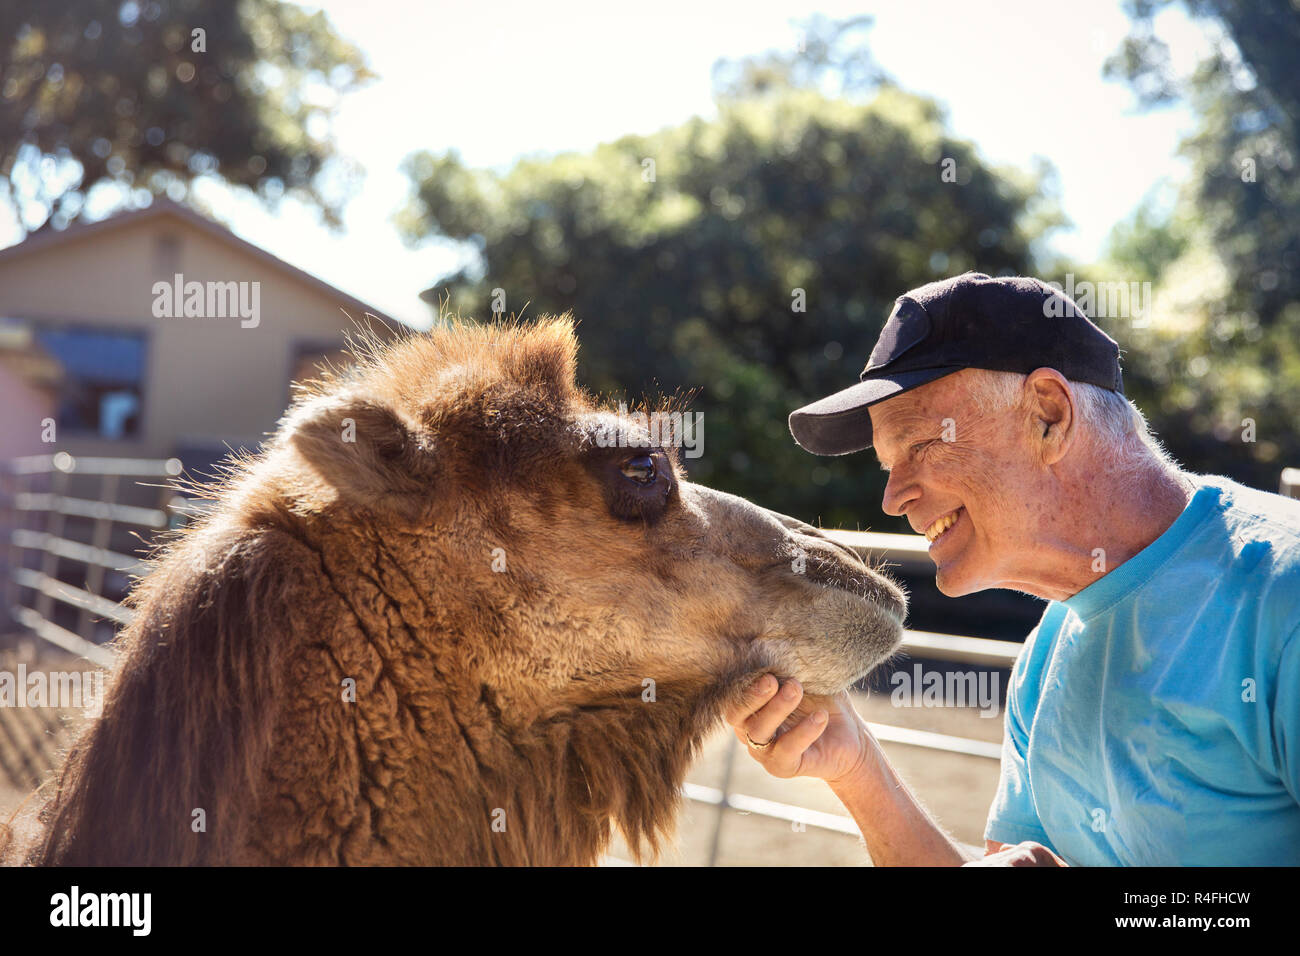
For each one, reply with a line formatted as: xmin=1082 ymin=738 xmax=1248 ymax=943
xmin=1061 ymin=474 xmax=1227 ymax=620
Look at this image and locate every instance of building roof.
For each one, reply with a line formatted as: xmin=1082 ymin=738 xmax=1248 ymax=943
xmin=0 ymin=199 xmax=397 ymax=327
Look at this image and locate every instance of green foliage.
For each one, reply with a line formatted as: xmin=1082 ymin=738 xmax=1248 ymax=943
xmin=400 ymin=81 xmax=1053 ymax=529
xmin=1101 ymin=190 xmax=1189 ymax=284
xmin=1103 ymin=0 xmax=1300 ymax=486
xmin=0 ymin=0 xmax=373 ymax=232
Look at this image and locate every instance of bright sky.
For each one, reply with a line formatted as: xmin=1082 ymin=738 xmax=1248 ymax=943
xmin=3 ymin=0 xmax=1212 ymax=328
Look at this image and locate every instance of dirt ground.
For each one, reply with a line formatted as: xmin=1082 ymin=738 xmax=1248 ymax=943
xmin=0 ymin=638 xmax=94 ymax=825
xmin=0 ymin=639 xmax=1007 ymax=866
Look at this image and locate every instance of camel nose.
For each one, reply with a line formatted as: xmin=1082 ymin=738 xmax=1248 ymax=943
xmin=767 ymin=510 xmax=908 ymax=622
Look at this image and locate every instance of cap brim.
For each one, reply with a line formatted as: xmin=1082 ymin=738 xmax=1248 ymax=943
xmin=788 ymin=366 xmax=963 ymax=456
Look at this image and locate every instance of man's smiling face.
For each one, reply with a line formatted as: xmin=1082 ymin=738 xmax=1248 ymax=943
xmin=868 ymin=369 xmax=1050 ymax=597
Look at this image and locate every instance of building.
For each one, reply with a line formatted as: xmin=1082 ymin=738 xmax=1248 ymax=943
xmin=0 ymin=322 xmax=62 ymax=461
xmin=0 ymin=199 xmax=397 ymax=471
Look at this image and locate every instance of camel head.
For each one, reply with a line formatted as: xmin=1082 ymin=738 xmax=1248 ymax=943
xmin=282 ymin=316 xmax=906 ymax=708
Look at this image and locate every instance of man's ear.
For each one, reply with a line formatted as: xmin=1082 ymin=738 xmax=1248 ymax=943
xmin=288 ymin=396 xmax=436 ymax=516
xmin=1025 ymin=368 xmax=1076 ymax=466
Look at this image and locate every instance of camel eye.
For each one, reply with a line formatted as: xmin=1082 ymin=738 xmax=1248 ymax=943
xmin=620 ymin=454 xmax=657 ymax=484
xmin=596 ymin=448 xmax=674 ymax=523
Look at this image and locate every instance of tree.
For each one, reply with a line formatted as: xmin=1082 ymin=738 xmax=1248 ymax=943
xmin=398 ymin=21 xmax=1057 ymax=529
xmin=1102 ymin=0 xmax=1300 ymax=486
xmin=0 ymin=0 xmax=373 ymax=234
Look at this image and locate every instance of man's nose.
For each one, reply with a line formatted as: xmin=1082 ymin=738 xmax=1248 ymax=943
xmin=880 ymin=470 xmax=920 ymax=518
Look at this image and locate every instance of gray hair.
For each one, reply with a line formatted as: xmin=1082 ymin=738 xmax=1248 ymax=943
xmin=966 ymin=369 xmax=1180 ymax=478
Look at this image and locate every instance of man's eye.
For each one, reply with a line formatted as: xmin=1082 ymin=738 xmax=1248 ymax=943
xmin=620 ymin=454 xmax=657 ymax=484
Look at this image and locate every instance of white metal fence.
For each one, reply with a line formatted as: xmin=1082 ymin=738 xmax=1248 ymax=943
xmin=1 ymin=453 xmax=186 ymax=667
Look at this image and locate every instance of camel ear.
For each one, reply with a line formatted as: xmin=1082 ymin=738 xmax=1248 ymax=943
xmin=288 ymin=397 xmax=436 ymax=513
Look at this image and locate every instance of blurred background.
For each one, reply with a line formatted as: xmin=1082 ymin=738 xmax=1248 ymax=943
xmin=0 ymin=0 xmax=1297 ymax=864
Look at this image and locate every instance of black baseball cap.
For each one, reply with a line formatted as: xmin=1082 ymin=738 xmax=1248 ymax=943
xmin=788 ymin=272 xmax=1124 ymax=456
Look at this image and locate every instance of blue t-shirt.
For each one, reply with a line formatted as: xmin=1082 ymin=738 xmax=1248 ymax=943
xmin=984 ymin=474 xmax=1300 ymax=865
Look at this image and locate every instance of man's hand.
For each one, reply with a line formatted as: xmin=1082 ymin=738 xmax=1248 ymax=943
xmin=962 ymin=841 xmax=1069 ymax=867
xmin=726 ymin=673 xmax=987 ymax=866
xmin=723 ymin=674 xmax=872 ymax=785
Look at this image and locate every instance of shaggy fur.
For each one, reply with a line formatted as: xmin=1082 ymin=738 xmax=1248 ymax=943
xmin=1 ymin=317 xmax=905 ymax=866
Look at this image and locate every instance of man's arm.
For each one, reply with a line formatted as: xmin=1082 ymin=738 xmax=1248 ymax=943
xmin=825 ymin=729 xmax=981 ymax=865
xmin=726 ymin=675 xmax=1066 ymax=866
xmin=725 ymin=675 xmax=978 ymax=865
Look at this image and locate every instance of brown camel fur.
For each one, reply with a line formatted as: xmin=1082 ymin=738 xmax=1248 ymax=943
xmin=1 ymin=317 xmax=905 ymax=865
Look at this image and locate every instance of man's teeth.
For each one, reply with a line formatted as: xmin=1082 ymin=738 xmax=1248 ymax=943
xmin=924 ymin=508 xmax=962 ymax=542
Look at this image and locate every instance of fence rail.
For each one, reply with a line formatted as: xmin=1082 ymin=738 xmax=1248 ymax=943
xmin=10 ymin=606 xmax=115 ymax=668
xmin=13 ymin=492 xmax=169 ymax=528
xmin=1282 ymin=467 xmax=1300 ymax=499
xmin=11 ymin=528 xmax=147 ymax=576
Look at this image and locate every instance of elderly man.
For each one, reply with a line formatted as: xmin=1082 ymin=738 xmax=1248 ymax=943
xmin=728 ymin=272 xmax=1300 ymax=866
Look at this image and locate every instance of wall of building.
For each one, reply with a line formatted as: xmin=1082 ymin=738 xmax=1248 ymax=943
xmin=0 ymin=212 xmax=378 ymax=461
xmin=0 ymin=365 xmax=56 ymax=460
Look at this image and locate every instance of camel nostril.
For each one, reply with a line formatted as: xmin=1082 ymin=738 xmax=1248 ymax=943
xmin=828 ymin=535 xmax=869 ymax=567
xmin=794 ymin=529 xmax=868 ymax=569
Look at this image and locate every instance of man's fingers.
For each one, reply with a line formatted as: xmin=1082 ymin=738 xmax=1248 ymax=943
xmin=1020 ymin=844 xmax=1068 ymax=867
xmin=768 ymin=709 xmax=829 ymax=773
xmin=738 ymin=678 xmax=804 ymax=748
xmin=962 ymin=841 xmax=1068 ymax=867
xmin=724 ymin=673 xmax=779 ymax=727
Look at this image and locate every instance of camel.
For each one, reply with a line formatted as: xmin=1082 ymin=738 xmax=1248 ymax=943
xmin=0 ymin=317 xmax=905 ymax=865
